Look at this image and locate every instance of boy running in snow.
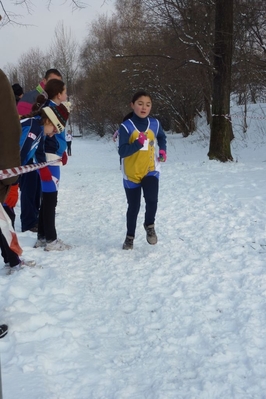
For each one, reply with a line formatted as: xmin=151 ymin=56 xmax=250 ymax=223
xmin=118 ymin=91 xmax=167 ymax=250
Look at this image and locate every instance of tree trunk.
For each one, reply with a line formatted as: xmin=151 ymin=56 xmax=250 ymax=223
xmin=208 ymin=0 xmax=234 ymax=162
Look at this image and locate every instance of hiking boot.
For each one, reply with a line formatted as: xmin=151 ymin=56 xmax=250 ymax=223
xmin=5 ymin=259 xmax=36 ymax=274
xmin=45 ymin=239 xmax=71 ymax=251
xmin=144 ymin=224 xmax=158 ymax=245
xmin=21 ymin=259 xmax=36 ymax=267
xmin=6 ymin=264 xmax=22 ymax=273
xmin=34 ymin=238 xmax=46 ymax=248
xmin=122 ymin=236 xmax=134 ymax=250
xmin=0 ymin=324 xmax=8 ymax=339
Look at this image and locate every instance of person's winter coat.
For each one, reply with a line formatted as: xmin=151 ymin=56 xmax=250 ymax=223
xmin=0 ymin=69 xmax=21 ymax=203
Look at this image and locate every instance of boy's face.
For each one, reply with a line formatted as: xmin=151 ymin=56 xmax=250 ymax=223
xmin=131 ymin=96 xmax=152 ymax=118
xmin=44 ymin=120 xmax=57 ymax=136
xmin=57 ymin=87 xmax=68 ymax=103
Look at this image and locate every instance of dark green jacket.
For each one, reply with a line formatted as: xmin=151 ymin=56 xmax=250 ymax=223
xmin=0 ymin=69 xmax=21 ymax=203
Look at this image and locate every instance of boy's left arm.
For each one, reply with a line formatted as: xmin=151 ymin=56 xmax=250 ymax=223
xmin=157 ymin=123 xmax=167 ymax=161
xmin=34 ymin=136 xmax=46 ymax=164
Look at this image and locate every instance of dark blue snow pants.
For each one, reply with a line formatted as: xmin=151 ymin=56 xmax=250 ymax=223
xmin=124 ymin=175 xmax=159 ymax=237
xmin=19 ymin=162 xmax=41 ymax=232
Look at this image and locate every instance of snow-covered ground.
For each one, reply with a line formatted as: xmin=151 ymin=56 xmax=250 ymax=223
xmin=1 ymin=104 xmax=266 ymax=399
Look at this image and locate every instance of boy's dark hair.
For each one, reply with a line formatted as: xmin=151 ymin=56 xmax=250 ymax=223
xmin=131 ymin=90 xmax=152 ymax=104
xmin=31 ymin=79 xmax=65 ymax=114
xmin=44 ymin=68 xmax=62 ymax=80
xmin=31 ymin=94 xmax=47 ymax=113
xmin=45 ymin=79 xmax=65 ymax=99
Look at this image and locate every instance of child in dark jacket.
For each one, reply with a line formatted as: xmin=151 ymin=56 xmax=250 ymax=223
xmin=118 ymin=90 xmax=167 ymax=250
xmin=32 ymin=79 xmax=70 ymax=251
xmin=20 ymin=101 xmax=69 ymax=254
xmin=17 ymin=69 xmax=62 ymax=233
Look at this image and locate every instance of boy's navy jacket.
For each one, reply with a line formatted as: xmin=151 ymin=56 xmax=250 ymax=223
xmin=118 ymin=113 xmax=167 ymax=187
xmin=118 ymin=113 xmax=166 ymax=159
xmin=19 ymin=117 xmax=46 ymax=165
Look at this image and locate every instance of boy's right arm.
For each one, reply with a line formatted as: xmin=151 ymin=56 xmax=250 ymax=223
xmin=118 ymin=126 xmax=143 ymax=158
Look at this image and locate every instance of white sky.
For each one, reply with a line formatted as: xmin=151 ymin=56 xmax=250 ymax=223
xmin=0 ymin=0 xmax=115 ymax=68
xmin=1 ymin=103 xmax=266 ymax=397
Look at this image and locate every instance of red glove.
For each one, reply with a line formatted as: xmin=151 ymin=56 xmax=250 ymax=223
xmin=39 ymin=167 xmax=52 ymax=181
xmin=4 ymin=184 xmax=19 ymax=208
xmin=138 ymin=132 xmax=147 ymax=146
xmin=62 ymin=151 xmax=68 ymax=165
xmin=158 ymin=149 xmax=167 ymax=162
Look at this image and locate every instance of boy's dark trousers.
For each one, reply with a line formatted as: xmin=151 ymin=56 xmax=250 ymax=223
xmin=38 ymin=191 xmax=58 ymax=242
xmin=67 ymin=142 xmax=72 ymax=156
xmin=0 ymin=206 xmax=20 ymax=267
xmin=19 ymin=164 xmax=41 ymax=231
xmin=124 ymin=175 xmax=159 ymax=237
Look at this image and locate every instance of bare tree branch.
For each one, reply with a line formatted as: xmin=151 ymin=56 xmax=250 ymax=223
xmin=0 ymin=0 xmax=87 ymax=27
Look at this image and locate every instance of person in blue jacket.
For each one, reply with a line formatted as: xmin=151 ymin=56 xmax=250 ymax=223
xmin=21 ymin=100 xmax=69 ymax=250
xmin=20 ymin=101 xmax=68 ymax=166
xmin=18 ymin=69 xmax=62 ymax=233
xmin=20 ymin=102 xmax=69 ymax=253
xmin=32 ymin=79 xmax=70 ymax=251
xmin=118 ymin=90 xmax=167 ymax=250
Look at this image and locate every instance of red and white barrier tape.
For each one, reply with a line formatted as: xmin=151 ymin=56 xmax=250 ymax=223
xmin=0 ymin=158 xmax=61 ymax=181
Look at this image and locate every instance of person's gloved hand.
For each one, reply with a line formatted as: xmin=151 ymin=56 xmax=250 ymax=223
xmin=39 ymin=167 xmax=52 ymax=181
xmin=158 ymin=149 xmax=167 ymax=162
xmin=138 ymin=132 xmax=147 ymax=146
xmin=4 ymin=184 xmax=19 ymax=208
xmin=62 ymin=151 xmax=68 ymax=165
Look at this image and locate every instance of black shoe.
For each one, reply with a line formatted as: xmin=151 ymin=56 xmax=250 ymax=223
xmin=0 ymin=324 xmax=8 ymax=339
xmin=122 ymin=236 xmax=134 ymax=250
xmin=144 ymin=224 xmax=158 ymax=245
